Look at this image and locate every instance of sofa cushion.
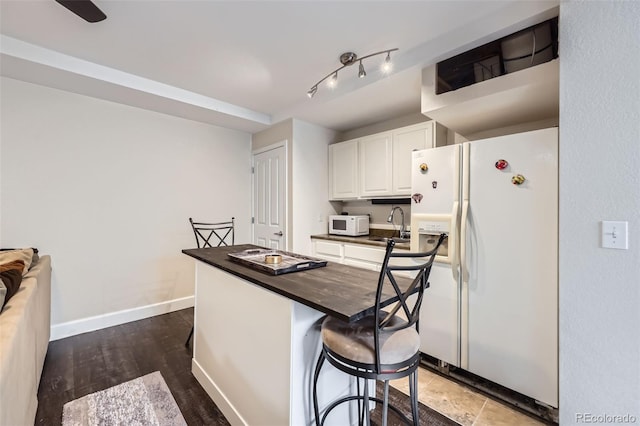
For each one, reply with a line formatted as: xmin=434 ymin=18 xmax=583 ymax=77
xmin=0 ymin=260 xmax=25 ymax=310
xmin=0 ymin=249 xmax=35 ymax=276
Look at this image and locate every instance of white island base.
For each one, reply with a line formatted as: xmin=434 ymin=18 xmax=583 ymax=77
xmin=191 ymin=260 xmax=365 ymax=426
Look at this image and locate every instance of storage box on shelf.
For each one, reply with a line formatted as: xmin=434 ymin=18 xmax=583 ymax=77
xmin=329 ymin=121 xmax=447 ymax=200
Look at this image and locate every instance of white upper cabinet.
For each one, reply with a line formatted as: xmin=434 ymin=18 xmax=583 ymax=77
xmin=359 ymin=132 xmax=393 ymax=198
xmin=392 ymin=122 xmax=434 ymax=194
xmin=329 ymin=120 xmax=446 ymax=200
xmin=329 ymin=139 xmax=359 ymax=200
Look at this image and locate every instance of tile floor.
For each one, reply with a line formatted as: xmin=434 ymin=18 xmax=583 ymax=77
xmin=390 ymin=367 xmax=546 ymax=426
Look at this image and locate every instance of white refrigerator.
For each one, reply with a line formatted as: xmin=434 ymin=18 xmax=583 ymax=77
xmin=410 ymin=127 xmax=558 ymax=408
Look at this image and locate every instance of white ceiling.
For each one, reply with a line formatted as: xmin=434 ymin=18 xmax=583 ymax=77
xmin=0 ymin=1 xmax=558 ymax=134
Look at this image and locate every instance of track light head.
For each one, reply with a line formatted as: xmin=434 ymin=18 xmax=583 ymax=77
xmin=382 ymin=51 xmax=392 ymax=73
xmin=328 ymin=72 xmax=338 ymax=88
xmin=307 ymin=86 xmax=317 ymax=98
xmin=358 ymin=61 xmax=366 ymax=78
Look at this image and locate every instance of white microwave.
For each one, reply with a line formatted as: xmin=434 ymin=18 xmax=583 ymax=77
xmin=329 ymin=215 xmax=370 ymax=236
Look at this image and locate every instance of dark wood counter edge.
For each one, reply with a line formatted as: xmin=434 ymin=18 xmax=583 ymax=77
xmin=182 ymin=245 xmax=412 ymax=323
xmin=310 ymin=234 xmax=411 ymax=250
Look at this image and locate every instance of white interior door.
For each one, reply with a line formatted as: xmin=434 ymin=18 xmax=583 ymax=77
xmin=253 ymin=145 xmax=286 ymax=249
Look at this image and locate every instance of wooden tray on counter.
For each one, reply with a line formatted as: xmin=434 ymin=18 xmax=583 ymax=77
xmin=227 ymin=248 xmax=327 ymax=275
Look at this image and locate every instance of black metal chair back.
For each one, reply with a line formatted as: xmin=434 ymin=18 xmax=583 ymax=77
xmin=372 ymin=233 xmax=447 ymax=373
xmin=312 ymin=233 xmax=448 ymax=426
xmin=184 ymin=216 xmax=235 ymax=348
xmin=189 ymin=217 xmax=235 ymax=248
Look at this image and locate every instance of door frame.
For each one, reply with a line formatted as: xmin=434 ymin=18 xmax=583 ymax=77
xmin=251 ymin=140 xmax=289 ymax=250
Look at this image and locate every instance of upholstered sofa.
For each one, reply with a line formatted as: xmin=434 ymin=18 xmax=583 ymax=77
xmin=0 ymin=252 xmax=51 ymax=426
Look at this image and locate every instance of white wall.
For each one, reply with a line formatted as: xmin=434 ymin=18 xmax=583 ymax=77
xmin=291 ymin=119 xmax=338 ymax=255
xmin=464 ymin=117 xmax=559 ymax=141
xmin=0 ymin=77 xmax=252 ymax=337
xmin=559 ymin=2 xmax=640 ymax=423
xmin=337 ymin=112 xmax=429 ymax=141
xmin=251 ymin=119 xmax=293 ymax=152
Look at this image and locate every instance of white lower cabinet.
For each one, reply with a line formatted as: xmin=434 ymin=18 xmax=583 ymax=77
xmin=312 ymin=239 xmax=409 ymax=272
xmin=344 ymin=244 xmax=386 ymax=271
xmin=313 ymin=240 xmax=343 ymax=262
xmin=313 ymin=239 xmax=382 ymax=270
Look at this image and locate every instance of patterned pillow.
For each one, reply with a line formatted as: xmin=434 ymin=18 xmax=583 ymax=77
xmin=0 ymin=248 xmax=34 ymax=276
xmin=0 ymin=260 xmax=25 ymax=310
xmin=0 ymin=279 xmax=6 ymax=310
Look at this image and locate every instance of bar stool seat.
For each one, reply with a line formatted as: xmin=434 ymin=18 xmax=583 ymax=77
xmin=321 ymin=312 xmax=420 ymax=365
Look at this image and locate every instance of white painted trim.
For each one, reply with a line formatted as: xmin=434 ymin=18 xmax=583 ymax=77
xmin=251 ymin=139 xmax=287 ymax=155
xmin=192 ymin=359 xmax=248 ymax=426
xmin=49 ymin=296 xmax=194 ymax=341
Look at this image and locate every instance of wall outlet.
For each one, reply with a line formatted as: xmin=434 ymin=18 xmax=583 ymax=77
xmin=601 ymin=221 xmax=628 ymax=250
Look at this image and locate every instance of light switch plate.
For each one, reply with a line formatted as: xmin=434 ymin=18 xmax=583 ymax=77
xmin=601 ymin=221 xmax=629 ymax=249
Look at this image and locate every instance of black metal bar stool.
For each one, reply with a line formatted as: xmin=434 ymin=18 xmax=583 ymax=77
xmin=312 ymin=234 xmax=446 ymax=426
xmin=185 ymin=217 xmax=235 ymax=347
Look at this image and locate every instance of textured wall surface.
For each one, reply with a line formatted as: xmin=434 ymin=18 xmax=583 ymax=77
xmin=559 ymin=1 xmax=640 ymax=422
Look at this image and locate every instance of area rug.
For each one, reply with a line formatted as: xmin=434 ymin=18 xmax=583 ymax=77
xmin=62 ymin=371 xmax=186 ymax=426
xmin=371 ymin=382 xmax=460 ymax=426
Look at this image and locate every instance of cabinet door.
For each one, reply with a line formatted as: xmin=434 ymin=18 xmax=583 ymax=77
xmin=343 ymin=244 xmax=384 ymax=271
xmin=392 ymin=122 xmax=433 ymax=194
xmin=329 ymin=140 xmax=359 ymax=200
xmin=312 ymin=240 xmax=343 ymax=262
xmin=359 ymin=132 xmax=392 ymax=197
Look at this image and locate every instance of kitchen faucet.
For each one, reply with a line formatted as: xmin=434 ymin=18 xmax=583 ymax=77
xmin=387 ymin=206 xmax=408 ymax=239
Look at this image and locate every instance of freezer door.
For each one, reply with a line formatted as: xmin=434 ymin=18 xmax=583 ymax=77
xmin=462 ymin=127 xmax=558 ymax=407
xmin=412 ymin=145 xmax=462 ymax=366
xmin=411 ymin=145 xmax=460 ymax=215
xmin=419 ymin=262 xmax=460 ymax=366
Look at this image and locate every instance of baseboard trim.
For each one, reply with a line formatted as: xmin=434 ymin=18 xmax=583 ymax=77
xmin=50 ymin=296 xmax=194 ymax=341
xmin=192 ymin=358 xmax=247 ymax=426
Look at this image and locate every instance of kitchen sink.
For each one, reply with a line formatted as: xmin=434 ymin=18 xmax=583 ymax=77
xmin=368 ymin=237 xmax=411 ymax=244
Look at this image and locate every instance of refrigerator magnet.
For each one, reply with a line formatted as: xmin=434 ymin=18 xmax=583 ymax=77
xmin=495 ymin=159 xmax=509 ymax=170
xmin=511 ymin=174 xmax=526 ymax=185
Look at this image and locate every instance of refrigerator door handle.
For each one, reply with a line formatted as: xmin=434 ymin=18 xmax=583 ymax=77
xmin=459 ymin=199 xmax=470 ymax=368
xmin=450 ymin=201 xmax=460 ymax=281
xmin=460 ymin=200 xmax=470 ymax=284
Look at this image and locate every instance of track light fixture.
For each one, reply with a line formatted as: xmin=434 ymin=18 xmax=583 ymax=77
xmin=307 ymin=48 xmax=398 ymax=98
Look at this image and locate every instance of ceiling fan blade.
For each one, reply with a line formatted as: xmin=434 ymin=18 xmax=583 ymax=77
xmin=55 ymin=0 xmax=106 ymax=23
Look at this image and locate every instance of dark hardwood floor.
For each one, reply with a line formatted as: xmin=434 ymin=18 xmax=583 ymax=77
xmin=35 ymin=308 xmax=230 ymax=425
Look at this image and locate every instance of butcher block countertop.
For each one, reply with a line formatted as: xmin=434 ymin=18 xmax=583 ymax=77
xmin=182 ymin=244 xmax=412 ymax=323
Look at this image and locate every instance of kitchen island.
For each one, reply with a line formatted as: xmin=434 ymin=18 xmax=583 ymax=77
xmin=182 ymin=244 xmax=411 ymax=426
